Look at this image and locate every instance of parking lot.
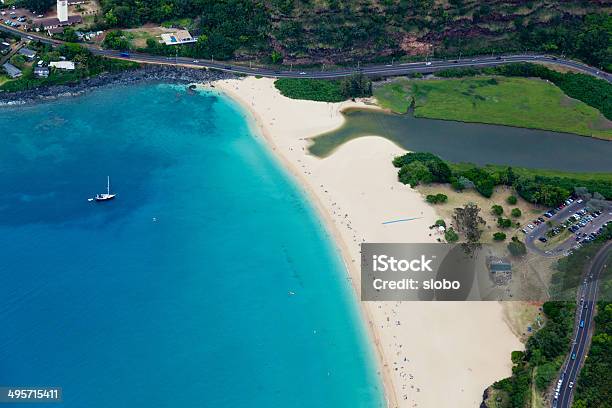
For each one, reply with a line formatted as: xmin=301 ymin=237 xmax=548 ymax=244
xmin=524 ymin=197 xmax=612 ymax=256
xmin=1 ymin=6 xmax=41 ymax=30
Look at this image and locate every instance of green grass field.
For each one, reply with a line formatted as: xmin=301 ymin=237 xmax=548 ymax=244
xmin=374 ymin=77 xmax=612 ymax=139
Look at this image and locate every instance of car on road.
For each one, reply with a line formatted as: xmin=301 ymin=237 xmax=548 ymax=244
xmin=425 ymin=61 xmax=431 ymax=66
xmin=580 ymin=320 xmax=585 ymax=328
xmin=299 ymin=71 xmax=306 ymax=75
xmin=569 ymin=381 xmax=574 ymax=388
xmin=571 ymin=352 xmax=577 ymax=360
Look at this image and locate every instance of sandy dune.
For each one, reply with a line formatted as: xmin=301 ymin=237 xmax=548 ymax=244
xmin=210 ymin=77 xmax=523 ymax=408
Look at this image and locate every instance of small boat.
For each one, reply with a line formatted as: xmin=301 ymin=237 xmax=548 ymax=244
xmin=95 ymin=176 xmax=116 ymax=202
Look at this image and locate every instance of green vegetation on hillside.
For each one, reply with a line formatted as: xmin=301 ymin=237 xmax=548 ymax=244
xmin=393 ymin=152 xmax=612 ymax=207
xmin=374 ymin=74 xmax=611 ymax=139
xmin=0 ymin=43 xmax=138 ymax=93
xmin=83 ymin=0 xmax=611 ymax=68
xmin=492 ymin=302 xmax=575 ymax=408
xmin=274 ymin=74 xmax=372 ymax=102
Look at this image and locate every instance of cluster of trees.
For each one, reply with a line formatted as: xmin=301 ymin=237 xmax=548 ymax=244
xmin=393 ymin=153 xmax=612 ymax=207
xmin=274 ymin=75 xmax=372 ymax=103
xmin=98 ymin=0 xmax=270 ymax=60
xmin=515 ymin=13 xmax=611 ymax=71
xmin=493 ymin=302 xmax=575 ymax=407
xmin=393 ymin=152 xmax=452 ymax=187
xmin=438 ymin=63 xmax=612 ymax=121
xmin=573 ymin=302 xmax=612 ymax=407
xmin=393 ymin=152 xmax=612 ymax=207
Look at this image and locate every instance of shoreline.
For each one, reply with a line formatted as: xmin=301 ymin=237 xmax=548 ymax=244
xmin=210 ymin=81 xmax=398 ymax=408
xmin=211 ymin=76 xmax=523 ymax=407
xmin=0 ymin=66 xmax=235 ymax=106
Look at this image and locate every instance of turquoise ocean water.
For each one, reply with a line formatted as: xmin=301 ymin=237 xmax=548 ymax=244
xmin=0 ymin=84 xmax=383 ymax=407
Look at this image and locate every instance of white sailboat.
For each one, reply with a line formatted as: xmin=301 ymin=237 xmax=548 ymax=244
xmin=95 ymin=176 xmax=116 ymax=201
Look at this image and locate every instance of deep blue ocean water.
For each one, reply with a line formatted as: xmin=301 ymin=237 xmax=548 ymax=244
xmin=0 ymin=84 xmax=383 ymax=407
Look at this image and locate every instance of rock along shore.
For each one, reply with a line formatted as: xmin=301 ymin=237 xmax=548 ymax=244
xmin=0 ymin=65 xmax=236 ymax=106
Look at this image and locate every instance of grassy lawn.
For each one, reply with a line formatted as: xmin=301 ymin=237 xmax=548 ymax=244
xmin=374 ymin=77 xmax=612 ymax=139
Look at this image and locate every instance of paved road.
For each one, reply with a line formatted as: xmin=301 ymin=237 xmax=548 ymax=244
xmin=553 ymin=241 xmax=611 ymax=408
xmin=1 ymin=24 xmax=611 ymax=82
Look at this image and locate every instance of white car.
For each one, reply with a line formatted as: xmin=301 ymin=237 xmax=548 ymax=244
xmin=569 ymin=382 xmax=574 ymax=389
xmin=528 ymin=224 xmax=535 ymax=229
xmin=425 ymin=61 xmax=432 ymax=66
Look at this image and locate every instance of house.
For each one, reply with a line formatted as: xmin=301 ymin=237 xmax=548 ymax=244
xmin=36 ymin=15 xmax=82 ymax=31
xmin=160 ymin=30 xmax=196 ymax=46
xmin=2 ymin=62 xmax=22 ymax=78
xmin=33 ymin=66 xmax=50 ymax=77
xmin=18 ymin=47 xmax=36 ymax=59
xmin=50 ymin=60 xmax=75 ymax=70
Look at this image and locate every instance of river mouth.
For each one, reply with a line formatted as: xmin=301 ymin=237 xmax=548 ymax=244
xmin=309 ymin=108 xmax=612 ymax=173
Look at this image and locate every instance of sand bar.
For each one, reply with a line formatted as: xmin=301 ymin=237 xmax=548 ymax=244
xmin=210 ymin=77 xmax=523 ymax=408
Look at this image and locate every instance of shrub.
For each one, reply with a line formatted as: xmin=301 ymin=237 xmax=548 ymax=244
xmin=507 ymin=195 xmax=518 ymax=205
xmin=497 ymin=217 xmax=512 ymax=228
xmin=445 ymin=227 xmax=459 ymax=243
xmin=511 ymin=208 xmax=522 ymax=217
xmin=426 ymin=193 xmax=448 ymax=204
xmin=491 ymin=204 xmax=504 ymax=216
xmin=493 ymin=232 xmax=507 ymax=241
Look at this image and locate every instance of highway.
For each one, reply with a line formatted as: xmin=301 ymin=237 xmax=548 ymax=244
xmin=1 ymin=24 xmax=611 ymax=82
xmin=553 ymin=241 xmax=611 ymax=408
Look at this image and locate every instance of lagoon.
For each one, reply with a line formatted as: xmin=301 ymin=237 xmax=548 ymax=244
xmin=310 ymin=109 xmax=612 ymax=173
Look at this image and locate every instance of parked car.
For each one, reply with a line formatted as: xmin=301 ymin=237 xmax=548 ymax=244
xmin=538 ymin=237 xmax=547 ymax=243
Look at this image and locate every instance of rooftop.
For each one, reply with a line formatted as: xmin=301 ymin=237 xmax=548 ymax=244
xmin=18 ymin=47 xmax=36 ymax=58
xmin=160 ymin=30 xmax=196 ymax=46
xmin=2 ymin=62 xmax=22 ymax=78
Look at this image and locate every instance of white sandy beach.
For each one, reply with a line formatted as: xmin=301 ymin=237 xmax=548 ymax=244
xmin=209 ymin=77 xmax=523 ymax=408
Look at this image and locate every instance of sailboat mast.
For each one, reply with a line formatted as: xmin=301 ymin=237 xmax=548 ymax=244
xmin=107 ymin=176 xmax=110 ymax=195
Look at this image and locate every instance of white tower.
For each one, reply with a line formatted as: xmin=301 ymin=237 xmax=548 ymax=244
xmin=57 ymin=0 xmax=68 ymax=23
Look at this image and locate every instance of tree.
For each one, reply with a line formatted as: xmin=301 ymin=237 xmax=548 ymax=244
xmin=511 ymin=208 xmax=522 ymax=217
xmin=103 ymin=30 xmax=130 ymax=50
xmin=491 ymin=204 xmax=504 ymax=216
xmin=445 ymin=227 xmax=459 ymax=243
xmin=507 ymin=195 xmax=518 ymax=205
xmin=493 ymin=232 xmax=507 ymax=241
xmin=435 ymin=219 xmax=446 ymax=227
xmin=452 ymin=203 xmax=485 ymax=243
xmin=398 ymin=161 xmax=433 ymax=186
xmin=270 ymin=50 xmax=283 ymax=64
xmin=426 ymin=193 xmax=448 ymax=204
xmin=19 ymin=0 xmax=54 ymax=13
xmin=340 ymin=73 xmax=372 ymax=98
xmin=508 ymin=237 xmax=527 ymax=257
xmin=497 ymin=217 xmax=512 ymax=228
